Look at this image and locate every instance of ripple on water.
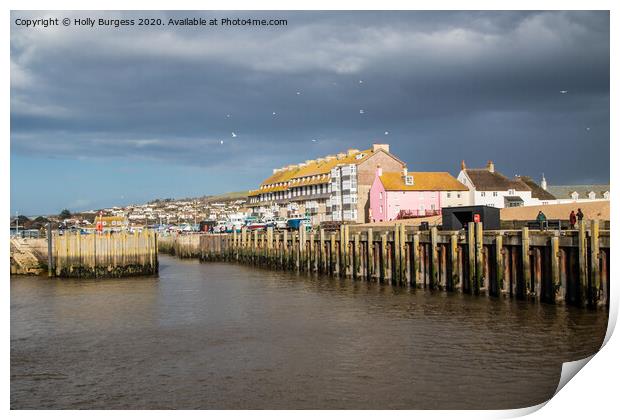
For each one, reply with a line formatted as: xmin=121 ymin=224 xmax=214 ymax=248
xmin=11 ymin=255 xmax=607 ymax=409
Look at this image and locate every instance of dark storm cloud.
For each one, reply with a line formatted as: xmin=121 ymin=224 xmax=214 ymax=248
xmin=11 ymin=10 xmax=609 ymax=184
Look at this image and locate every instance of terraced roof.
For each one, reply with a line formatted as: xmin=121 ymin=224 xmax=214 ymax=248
xmin=380 ymin=172 xmax=468 ymax=191
xmin=259 ymin=148 xmax=373 ymax=187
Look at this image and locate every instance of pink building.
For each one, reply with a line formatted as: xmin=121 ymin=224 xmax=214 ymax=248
xmin=369 ymin=167 xmax=469 ymax=222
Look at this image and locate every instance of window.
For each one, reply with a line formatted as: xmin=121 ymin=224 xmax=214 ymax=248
xmin=447 ymin=193 xmax=451 ymax=198
xmin=404 ymin=175 xmax=413 ymax=185
xmin=493 ymin=192 xmax=498 ymax=197
xmin=379 ymin=192 xmax=383 ymax=199
xmin=508 ymin=189 xmax=515 ymax=196
xmin=379 ymin=205 xmax=383 ymax=214
xmin=457 ymin=193 xmax=461 ymax=198
xmin=481 ymin=192 xmax=486 ymax=197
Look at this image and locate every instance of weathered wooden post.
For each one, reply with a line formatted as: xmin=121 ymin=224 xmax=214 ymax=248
xmin=521 ymin=227 xmax=531 ymax=299
xmin=411 ymin=233 xmax=420 ymax=288
xmin=590 ymin=220 xmax=600 ymax=306
xmin=430 ymin=226 xmax=439 ymax=289
xmin=600 ymin=249 xmax=608 ymax=308
xmin=330 ymin=232 xmax=336 ymax=275
xmin=578 ymin=221 xmax=588 ymax=307
xmin=400 ymin=224 xmax=407 ymax=285
xmin=46 ymin=222 xmax=53 ymax=277
xmin=475 ymin=222 xmax=483 ymax=295
xmin=366 ymin=228 xmax=374 ymax=280
xmin=319 ymin=228 xmax=326 ymax=273
xmin=550 ymin=235 xmax=562 ymax=303
xmin=353 ymin=233 xmax=360 ymax=279
xmin=341 ymin=225 xmax=351 ymax=277
xmin=283 ymin=230 xmax=288 ymax=268
xmin=494 ymin=234 xmax=504 ymax=296
xmin=267 ymin=227 xmax=274 ymax=265
xmin=253 ymin=230 xmax=258 ymax=264
xmin=309 ymin=231 xmax=315 ymax=273
xmin=392 ymin=224 xmax=400 ymax=284
xmin=298 ymin=225 xmax=304 ymax=271
xmin=449 ymin=233 xmax=459 ymax=291
xmin=467 ymin=222 xmax=475 ymax=293
xmin=275 ymin=231 xmax=281 ymax=268
xmin=233 ymin=230 xmax=238 ymax=260
xmin=338 ymin=225 xmax=345 ymax=277
xmin=380 ymin=232 xmax=388 ymax=282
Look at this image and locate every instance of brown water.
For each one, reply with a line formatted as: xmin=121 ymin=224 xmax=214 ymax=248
xmin=11 ymin=255 xmax=607 ymax=409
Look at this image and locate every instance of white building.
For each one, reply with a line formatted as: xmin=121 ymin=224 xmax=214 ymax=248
xmin=457 ymin=160 xmax=533 ymax=208
xmin=328 ymin=164 xmax=358 ymax=222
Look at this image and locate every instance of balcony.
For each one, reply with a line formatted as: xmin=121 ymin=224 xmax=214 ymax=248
xmin=395 ymin=209 xmax=441 ymax=219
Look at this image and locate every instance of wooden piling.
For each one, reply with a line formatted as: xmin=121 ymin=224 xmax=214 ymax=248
xmin=430 ymin=226 xmax=439 ymax=289
xmin=319 ymin=229 xmax=326 ymax=273
xmin=467 ymin=223 xmax=475 ymax=293
xmin=475 ymin=222 xmax=483 ymax=295
xmin=551 ymin=235 xmax=561 ymax=303
xmin=400 ymin=224 xmax=407 ymax=285
xmin=521 ymin=227 xmax=531 ymax=299
xmin=329 ymin=233 xmax=336 ymax=275
xmin=578 ymin=221 xmax=588 ymax=307
xmin=367 ymin=228 xmax=374 ymax=280
xmin=353 ymin=234 xmax=360 ymax=279
xmin=494 ymin=234 xmax=503 ymax=296
xmin=411 ymin=233 xmax=420 ymax=288
xmin=392 ymin=224 xmax=400 ymax=284
xmin=380 ymin=232 xmax=388 ymax=282
xmin=449 ymin=234 xmax=458 ymax=291
xmin=590 ymin=220 xmax=600 ymax=306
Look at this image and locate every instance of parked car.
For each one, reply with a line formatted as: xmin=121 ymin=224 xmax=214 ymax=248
xmin=273 ymin=217 xmax=288 ymax=230
xmin=287 ymin=217 xmax=311 ymax=231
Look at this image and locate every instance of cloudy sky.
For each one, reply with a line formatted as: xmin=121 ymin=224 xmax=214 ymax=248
xmin=11 ymin=11 xmax=609 ymax=215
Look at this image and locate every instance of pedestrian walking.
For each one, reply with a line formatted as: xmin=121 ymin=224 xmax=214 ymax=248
xmin=536 ymin=210 xmax=547 ymax=230
xmin=569 ymin=210 xmax=577 ymax=229
xmin=576 ymin=208 xmax=584 ymax=227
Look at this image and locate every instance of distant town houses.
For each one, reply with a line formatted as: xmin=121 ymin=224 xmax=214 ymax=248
xmin=11 ymin=146 xmax=610 ymax=233
xmin=10 ymin=195 xmax=251 ymax=235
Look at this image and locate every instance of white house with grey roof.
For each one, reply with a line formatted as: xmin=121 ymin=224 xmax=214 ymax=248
xmin=457 ymin=160 xmax=534 ymax=208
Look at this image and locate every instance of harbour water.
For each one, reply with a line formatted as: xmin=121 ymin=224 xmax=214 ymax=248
xmin=11 ymin=255 xmax=607 ymax=409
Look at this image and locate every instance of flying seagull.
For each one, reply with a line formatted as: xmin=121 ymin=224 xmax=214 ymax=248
xmin=359 ymin=109 xmax=365 ymax=114
xmin=560 ymin=90 xmax=568 ymax=94
xmin=384 ymin=131 xmax=389 ymax=135
xmin=311 ymin=139 xmax=317 ymax=142
xmin=231 ymin=132 xmax=237 ymax=138
xmin=359 ymin=80 xmax=363 ymax=84
xmin=226 ymin=114 xmax=231 ymax=118
xmin=272 ymin=112 xmax=277 ymax=116
xmin=220 ymin=140 xmax=224 ymax=145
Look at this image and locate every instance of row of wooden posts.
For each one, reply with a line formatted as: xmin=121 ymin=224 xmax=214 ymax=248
xmin=49 ymin=230 xmax=159 ymax=278
xmin=160 ymin=220 xmax=609 ymax=309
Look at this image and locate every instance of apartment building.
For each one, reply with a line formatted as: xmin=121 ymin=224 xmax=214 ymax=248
xmin=248 ymin=143 xmax=405 ymax=224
